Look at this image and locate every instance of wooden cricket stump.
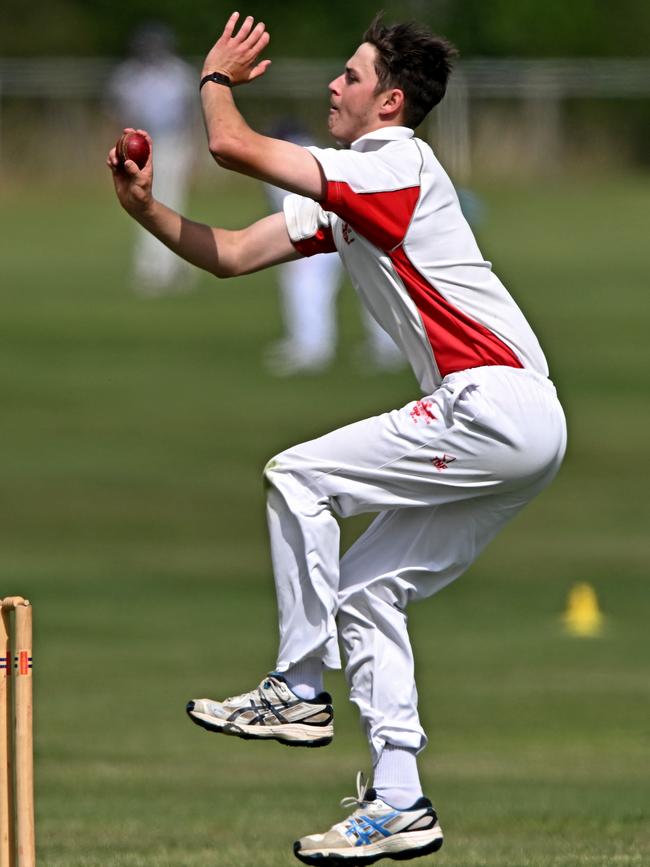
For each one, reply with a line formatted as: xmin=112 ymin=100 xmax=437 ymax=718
xmin=1 ymin=598 xmax=35 ymax=867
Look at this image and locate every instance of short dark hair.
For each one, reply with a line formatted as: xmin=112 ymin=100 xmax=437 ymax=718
xmin=362 ymin=15 xmax=458 ymax=129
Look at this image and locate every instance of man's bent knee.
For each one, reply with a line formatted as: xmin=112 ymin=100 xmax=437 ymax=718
xmin=263 ymin=450 xmax=327 ymax=507
xmin=263 ymin=455 xmax=282 ymax=490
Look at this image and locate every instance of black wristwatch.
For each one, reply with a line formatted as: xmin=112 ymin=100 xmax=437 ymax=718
xmin=200 ymin=71 xmax=232 ymax=91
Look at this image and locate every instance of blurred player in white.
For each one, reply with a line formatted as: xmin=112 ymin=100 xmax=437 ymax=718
xmin=264 ymin=120 xmax=403 ymax=376
xmin=108 ymin=21 xmax=198 ymax=295
xmin=108 ymin=12 xmax=567 ymax=865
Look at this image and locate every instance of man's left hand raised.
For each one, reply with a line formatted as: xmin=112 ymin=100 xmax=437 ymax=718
xmin=202 ymin=12 xmax=271 ymax=85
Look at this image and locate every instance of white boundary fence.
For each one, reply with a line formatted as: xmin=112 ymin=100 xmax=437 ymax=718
xmin=2 ymin=57 xmax=649 ymax=98
xmin=1 ymin=57 xmax=649 ymax=175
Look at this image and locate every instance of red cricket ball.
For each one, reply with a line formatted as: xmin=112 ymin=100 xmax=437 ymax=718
xmin=115 ymin=132 xmax=150 ymax=170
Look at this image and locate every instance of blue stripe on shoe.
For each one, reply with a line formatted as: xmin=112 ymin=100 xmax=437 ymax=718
xmin=344 ymin=811 xmax=400 ymax=846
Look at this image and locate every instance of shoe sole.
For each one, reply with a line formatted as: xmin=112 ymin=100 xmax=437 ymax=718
xmin=186 ymin=702 xmax=333 ymax=748
xmin=293 ymin=827 xmax=443 ymax=865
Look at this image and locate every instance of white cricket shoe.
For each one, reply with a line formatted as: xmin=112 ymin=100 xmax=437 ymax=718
xmin=294 ymin=772 xmax=443 ymax=865
xmin=186 ymin=673 xmax=334 ymax=747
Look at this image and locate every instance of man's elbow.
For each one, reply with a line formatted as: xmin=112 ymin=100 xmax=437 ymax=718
xmin=210 ymin=250 xmax=244 ymax=279
xmin=208 ymin=133 xmax=241 ymax=169
xmin=211 ymin=264 xmax=241 ymax=279
xmin=209 ymin=146 xmax=233 ymax=170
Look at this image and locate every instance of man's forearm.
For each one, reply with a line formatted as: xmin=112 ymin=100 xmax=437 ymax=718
xmin=196 ymin=13 xmax=324 ymax=198
xmin=199 ymin=79 xmax=325 ymax=198
xmin=128 ymin=202 xmax=298 ymax=278
xmin=200 ymin=82 xmax=265 ymax=175
xmin=133 ymin=199 xmax=234 ymax=278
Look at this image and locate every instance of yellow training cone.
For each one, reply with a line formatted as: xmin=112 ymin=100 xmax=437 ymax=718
xmin=562 ymin=582 xmax=603 ymax=637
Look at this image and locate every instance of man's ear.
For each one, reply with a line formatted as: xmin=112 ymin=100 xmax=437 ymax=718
xmin=379 ymin=88 xmax=405 ymax=122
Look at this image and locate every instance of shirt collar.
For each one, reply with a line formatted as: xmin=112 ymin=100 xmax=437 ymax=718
xmin=350 ymin=126 xmax=415 ymax=152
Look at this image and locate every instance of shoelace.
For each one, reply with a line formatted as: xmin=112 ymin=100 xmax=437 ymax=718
xmin=340 ymin=771 xmax=370 ymax=810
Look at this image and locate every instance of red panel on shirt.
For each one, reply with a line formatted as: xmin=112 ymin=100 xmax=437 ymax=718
xmin=323 ymin=181 xmax=420 ymax=250
xmin=292 ymin=225 xmax=337 ymax=257
xmin=390 ymin=246 xmax=524 ymax=377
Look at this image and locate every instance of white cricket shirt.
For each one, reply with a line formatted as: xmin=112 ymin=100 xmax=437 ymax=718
xmin=283 ymin=126 xmax=549 ymax=393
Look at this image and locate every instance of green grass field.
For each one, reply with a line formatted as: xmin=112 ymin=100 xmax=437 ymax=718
xmin=1 ymin=169 xmax=649 ymax=866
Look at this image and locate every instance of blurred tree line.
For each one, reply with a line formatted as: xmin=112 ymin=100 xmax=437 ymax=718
xmin=3 ymin=0 xmax=650 ymax=57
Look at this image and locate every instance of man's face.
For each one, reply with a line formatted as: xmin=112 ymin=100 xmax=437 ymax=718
xmin=328 ymin=43 xmax=387 ymax=145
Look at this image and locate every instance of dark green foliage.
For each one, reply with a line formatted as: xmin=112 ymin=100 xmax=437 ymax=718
xmin=3 ymin=0 xmax=650 ymax=57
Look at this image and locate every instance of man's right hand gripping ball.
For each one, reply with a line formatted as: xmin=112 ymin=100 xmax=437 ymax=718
xmin=107 ymin=127 xmax=154 ymax=220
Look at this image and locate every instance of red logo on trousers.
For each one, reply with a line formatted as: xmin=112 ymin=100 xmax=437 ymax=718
xmin=410 ymin=400 xmax=436 ymax=424
xmin=432 ymin=454 xmax=456 ymax=471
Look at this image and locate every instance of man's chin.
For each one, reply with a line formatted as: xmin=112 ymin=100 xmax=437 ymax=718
xmin=327 ymin=117 xmax=350 ymax=146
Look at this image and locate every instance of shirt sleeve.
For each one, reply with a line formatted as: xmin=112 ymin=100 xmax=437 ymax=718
xmin=306 ymin=144 xmax=421 ymax=251
xmin=282 ymin=194 xmax=337 ymax=257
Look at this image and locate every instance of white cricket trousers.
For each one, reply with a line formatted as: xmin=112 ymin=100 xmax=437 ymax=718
xmin=264 ymin=365 xmax=567 ymax=763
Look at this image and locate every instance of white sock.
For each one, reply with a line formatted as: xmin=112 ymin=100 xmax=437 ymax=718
xmin=373 ymin=744 xmax=423 ymax=809
xmin=283 ymin=657 xmax=324 ymax=700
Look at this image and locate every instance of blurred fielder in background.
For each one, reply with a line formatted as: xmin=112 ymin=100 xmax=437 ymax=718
xmin=264 ymin=119 xmax=404 ymax=376
xmin=108 ymin=11 xmax=567 ymax=865
xmin=108 ymin=21 xmax=198 ymax=296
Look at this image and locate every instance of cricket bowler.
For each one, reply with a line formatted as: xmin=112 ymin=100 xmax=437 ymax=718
xmin=108 ymin=12 xmax=567 ymax=864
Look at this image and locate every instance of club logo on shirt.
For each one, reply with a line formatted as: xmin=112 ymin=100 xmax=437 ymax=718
xmin=431 ymin=454 xmax=456 ymax=471
xmin=341 ymin=222 xmax=355 ymax=245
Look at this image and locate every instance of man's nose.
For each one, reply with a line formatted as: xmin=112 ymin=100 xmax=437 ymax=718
xmin=328 ymin=76 xmax=342 ymax=95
